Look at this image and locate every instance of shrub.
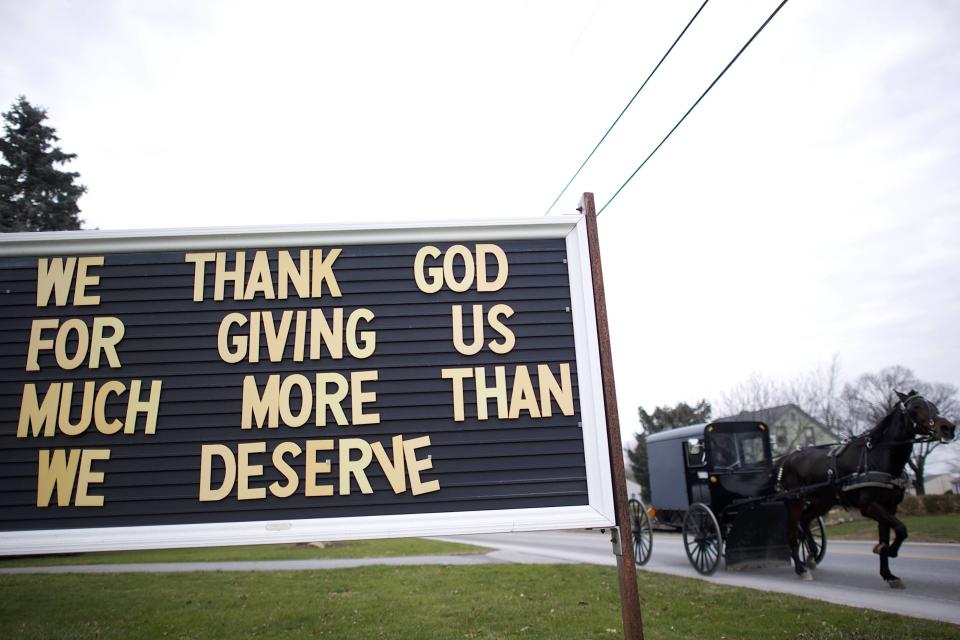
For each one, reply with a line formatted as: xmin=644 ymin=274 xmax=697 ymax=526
xmin=898 ymin=494 xmax=960 ymax=515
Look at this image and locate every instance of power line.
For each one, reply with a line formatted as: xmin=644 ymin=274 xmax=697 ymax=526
xmin=598 ymin=0 xmax=790 ymax=216
xmin=543 ymin=0 xmax=710 ymax=217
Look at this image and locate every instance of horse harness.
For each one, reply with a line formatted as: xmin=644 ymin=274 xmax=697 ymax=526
xmin=821 ymin=398 xmax=936 ymax=498
xmin=773 ymin=394 xmax=940 ymax=502
xmin=824 ymin=441 xmax=908 ymax=497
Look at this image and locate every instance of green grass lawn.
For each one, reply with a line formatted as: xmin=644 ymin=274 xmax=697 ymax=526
xmin=828 ymin=514 xmax=960 ymax=544
xmin=0 ymin=538 xmax=486 ymax=568
xmin=1 ymin=564 xmax=956 ymax=640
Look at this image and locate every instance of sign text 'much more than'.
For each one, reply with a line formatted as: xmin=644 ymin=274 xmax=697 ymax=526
xmin=0 ymin=218 xmax=615 ymax=554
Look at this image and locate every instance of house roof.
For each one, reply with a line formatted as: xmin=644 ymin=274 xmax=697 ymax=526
xmin=644 ymin=422 xmax=709 ymax=444
xmin=714 ymin=403 xmax=825 ymax=430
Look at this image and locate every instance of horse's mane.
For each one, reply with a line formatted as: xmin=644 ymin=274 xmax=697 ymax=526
xmin=855 ymin=390 xmax=917 ymax=442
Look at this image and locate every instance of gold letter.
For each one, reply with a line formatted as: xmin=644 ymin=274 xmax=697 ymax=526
xmin=509 ymin=365 xmax=541 ymax=419
xmin=413 ymin=246 xmax=442 ymax=293
xmin=351 ymin=370 xmax=380 ymax=425
xmin=403 ymin=436 xmax=440 ymax=496
xmin=36 ymin=257 xmax=75 ymax=307
xmin=339 ymin=438 xmax=373 ymax=495
xmin=58 ymin=381 xmax=95 ymax=436
xmin=54 ymin=318 xmax=89 ymax=370
xmin=94 ymin=380 xmax=126 ymax=435
xmin=37 ymin=449 xmax=81 ymax=507
xmin=73 ymin=257 xmax=104 ymax=306
xmin=185 ymin=253 xmax=215 ymax=302
xmin=311 ymin=249 xmax=342 ymax=298
xmin=90 ymin=317 xmax=124 ymax=369
xmin=261 ymin=311 xmax=293 ymax=362
xmin=539 ymin=363 xmax=574 ymax=417
xmin=18 ymin=383 xmax=60 ymax=438
xmin=217 ymin=313 xmax=248 ymax=363
xmin=441 ymin=367 xmax=472 ymax=422
xmin=26 ymin=318 xmax=58 ymax=371
xmin=476 ymin=244 xmax=508 ymax=292
xmin=244 ymin=251 xmax=275 ymax=300
xmin=237 ymin=441 xmax=267 ymax=500
xmin=442 ymin=245 xmax=474 ymax=293
xmin=310 ymin=308 xmax=343 ymax=359
xmin=372 ymin=436 xmax=406 ymax=494
xmin=314 ymin=373 xmax=348 ymax=426
xmin=487 ymin=304 xmax=515 ymax=354
xmin=242 ymin=375 xmax=280 ymax=429
xmin=125 ymin=380 xmax=162 ymax=435
xmin=199 ymin=444 xmax=236 ymax=501
xmin=74 ymin=449 xmax=110 ymax=507
xmin=279 ymin=374 xmax=312 ymax=427
xmin=451 ymin=305 xmax=483 ymax=356
xmin=346 ymin=308 xmax=376 ymax=359
xmin=305 ymin=439 xmax=334 ymax=496
xmin=476 ymin=366 xmax=508 ymax=421
xmin=278 ymin=250 xmax=309 ymax=299
xmin=293 ymin=310 xmax=307 ymax=362
xmin=269 ymin=442 xmax=302 ymax=498
xmin=214 ymin=251 xmax=245 ymax=301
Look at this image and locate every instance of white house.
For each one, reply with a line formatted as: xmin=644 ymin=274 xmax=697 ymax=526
xmin=714 ymin=403 xmax=835 ymax=456
xmin=923 ymin=473 xmax=959 ymax=495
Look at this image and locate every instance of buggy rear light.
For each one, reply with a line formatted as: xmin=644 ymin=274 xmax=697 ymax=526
xmin=647 ymin=507 xmax=657 ymax=518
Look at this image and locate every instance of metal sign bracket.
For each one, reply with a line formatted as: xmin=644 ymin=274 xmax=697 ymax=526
xmin=608 ymin=526 xmax=624 ymax=557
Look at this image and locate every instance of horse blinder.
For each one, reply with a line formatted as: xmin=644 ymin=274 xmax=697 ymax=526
xmin=900 ymin=394 xmax=954 ymax=443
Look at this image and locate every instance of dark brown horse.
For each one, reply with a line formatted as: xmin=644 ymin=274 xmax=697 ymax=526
xmin=777 ymin=390 xmax=955 ymax=588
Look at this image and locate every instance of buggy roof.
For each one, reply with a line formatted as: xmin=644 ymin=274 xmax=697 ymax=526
xmin=645 ymin=420 xmax=766 ymax=444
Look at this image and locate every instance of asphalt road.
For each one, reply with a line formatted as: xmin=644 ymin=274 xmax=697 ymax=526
xmin=435 ymin=530 xmax=960 ymax=626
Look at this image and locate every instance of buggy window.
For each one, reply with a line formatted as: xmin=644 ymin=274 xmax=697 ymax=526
xmin=709 ymin=433 xmax=738 ymax=469
xmin=738 ymin=432 xmax=767 ymax=467
xmin=684 ymin=439 xmax=706 ymax=468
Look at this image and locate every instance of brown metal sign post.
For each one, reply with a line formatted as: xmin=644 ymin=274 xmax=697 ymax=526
xmin=580 ymin=192 xmax=645 ymax=640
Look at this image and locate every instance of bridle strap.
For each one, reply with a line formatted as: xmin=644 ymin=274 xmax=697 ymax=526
xmin=900 ymin=394 xmax=938 ymax=432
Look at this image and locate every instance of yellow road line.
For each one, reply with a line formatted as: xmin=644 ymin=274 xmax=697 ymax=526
xmin=828 ymin=549 xmax=960 ymax=561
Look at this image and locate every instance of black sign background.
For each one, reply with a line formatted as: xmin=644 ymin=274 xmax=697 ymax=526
xmin=0 ymin=238 xmax=588 ymax=533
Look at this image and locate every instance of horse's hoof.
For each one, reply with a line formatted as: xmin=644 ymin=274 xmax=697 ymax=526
xmin=800 ymin=571 xmax=814 ymax=581
xmin=805 ymin=559 xmax=818 ymax=571
xmin=886 ymin=579 xmax=906 ymax=590
xmin=872 ymin=543 xmax=886 ymax=555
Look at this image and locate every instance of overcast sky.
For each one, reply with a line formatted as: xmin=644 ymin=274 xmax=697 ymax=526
xmin=2 ymin=1 xmax=958 ymax=456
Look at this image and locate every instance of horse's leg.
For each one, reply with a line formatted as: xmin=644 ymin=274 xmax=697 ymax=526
xmin=786 ymin=502 xmax=812 ymax=580
xmin=799 ymin=513 xmax=817 ymax=570
xmin=873 ymin=522 xmax=891 ymax=556
xmin=886 ymin=513 xmax=908 ymax=559
xmin=860 ymin=502 xmax=906 ymax=588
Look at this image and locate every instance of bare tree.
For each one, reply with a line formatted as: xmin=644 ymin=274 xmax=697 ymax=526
xmin=839 ymin=365 xmax=915 ymax=435
xmin=717 ymin=356 xmax=846 ymax=437
xmin=716 ymin=360 xmax=957 ymax=492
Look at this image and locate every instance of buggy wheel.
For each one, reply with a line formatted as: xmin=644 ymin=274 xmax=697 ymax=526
xmin=629 ymin=498 xmax=653 ymax=566
xmin=683 ymin=503 xmax=722 ymax=575
xmin=799 ymin=516 xmax=827 ymax=566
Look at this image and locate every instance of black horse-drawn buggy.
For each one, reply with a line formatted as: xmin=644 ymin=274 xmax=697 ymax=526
xmin=627 ymin=392 xmax=955 ymax=586
xmin=629 ymin=420 xmax=825 ymax=575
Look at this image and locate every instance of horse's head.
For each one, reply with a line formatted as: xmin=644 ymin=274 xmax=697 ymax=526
xmin=896 ymin=390 xmax=956 ymax=443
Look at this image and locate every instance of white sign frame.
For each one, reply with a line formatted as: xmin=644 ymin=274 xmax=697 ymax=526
xmin=0 ymin=215 xmax=615 ymax=554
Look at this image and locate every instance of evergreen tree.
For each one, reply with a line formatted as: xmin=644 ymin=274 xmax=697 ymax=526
xmin=628 ymin=400 xmax=711 ymax=501
xmin=0 ymin=96 xmax=85 ymax=232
